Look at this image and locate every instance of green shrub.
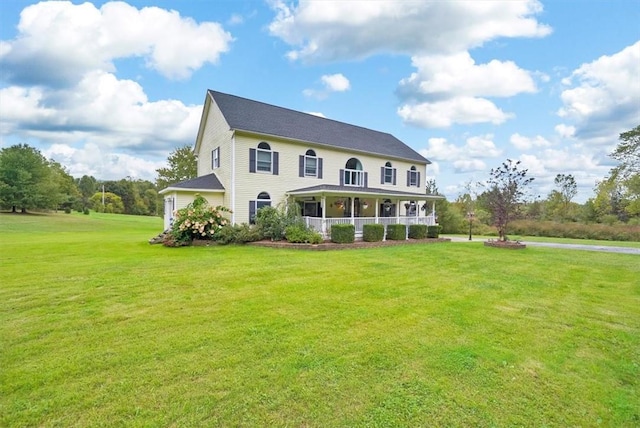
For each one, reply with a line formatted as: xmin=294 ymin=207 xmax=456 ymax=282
xmin=386 ymin=224 xmax=406 ymax=240
xmin=363 ymin=224 xmax=384 ymax=242
xmin=83 ymin=208 xmax=90 ymax=215
xmin=408 ymin=224 xmax=428 ymax=239
xmin=255 ymin=203 xmax=305 ymax=241
xmin=331 ymin=224 xmax=355 ymax=243
xmin=215 ymin=223 xmax=262 ymax=245
xmin=285 ymin=224 xmax=323 ymax=244
xmin=427 ymin=225 xmax=442 ymax=238
xmin=64 ymin=207 xmax=72 ymax=214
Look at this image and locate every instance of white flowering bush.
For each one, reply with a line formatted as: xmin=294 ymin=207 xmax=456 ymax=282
xmin=165 ymin=195 xmax=231 ymax=246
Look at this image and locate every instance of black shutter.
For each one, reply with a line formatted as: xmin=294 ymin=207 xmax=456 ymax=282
xmin=317 ymin=158 xmax=323 ymax=179
xmin=339 ymin=169 xmax=345 ymax=186
xmin=299 ymin=155 xmax=305 ymax=177
xmin=406 ymin=170 xmax=410 ymax=186
xmin=380 ymin=167 xmax=385 ymax=184
xmin=392 ymin=168 xmax=397 ymax=185
xmin=249 ymin=148 xmax=256 ymax=173
xmin=417 ymin=172 xmax=421 ymax=188
xmin=364 ymin=172 xmax=368 ymax=188
xmin=249 ymin=201 xmax=256 ymax=224
xmin=272 ymin=151 xmax=279 ymax=175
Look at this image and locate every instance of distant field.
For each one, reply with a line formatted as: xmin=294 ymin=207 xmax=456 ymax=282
xmin=1 ymin=212 xmax=639 ymax=427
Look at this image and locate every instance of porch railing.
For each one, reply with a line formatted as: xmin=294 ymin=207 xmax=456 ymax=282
xmin=304 ymin=215 xmax=437 ymax=238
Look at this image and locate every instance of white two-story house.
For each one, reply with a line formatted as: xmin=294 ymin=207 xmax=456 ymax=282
xmin=159 ymin=90 xmax=442 ymax=237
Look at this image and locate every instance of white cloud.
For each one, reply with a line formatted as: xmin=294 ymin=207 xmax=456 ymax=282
xmin=0 ymin=70 xmax=202 ymax=180
xmin=0 ymin=1 xmax=233 ymax=85
xmin=304 ymin=73 xmax=351 ymax=99
xmin=453 ymin=159 xmax=486 ymax=173
xmin=268 ymin=0 xmax=550 ymax=62
xmin=321 ymin=73 xmax=350 ymax=92
xmin=398 ymin=97 xmax=512 ymax=128
xmin=43 ymin=142 xmax=165 ymax=180
xmin=554 ymin=124 xmax=575 ymax=139
xmin=557 ymin=41 xmax=640 ymax=146
xmin=399 ymin=52 xmax=536 ymax=98
xmin=510 ymin=133 xmax=552 ymax=150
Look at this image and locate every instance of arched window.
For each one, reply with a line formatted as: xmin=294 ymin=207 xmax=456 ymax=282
xmin=305 ymin=149 xmax=317 ymax=176
xmin=407 ymin=165 xmax=420 ymax=187
xmin=346 ymin=158 xmax=363 ymax=171
xmin=343 ymin=158 xmax=365 ymax=187
xmin=250 ymin=192 xmax=272 ymax=224
xmin=256 ymin=142 xmax=272 ymax=172
xmin=383 ymin=161 xmax=395 ymax=184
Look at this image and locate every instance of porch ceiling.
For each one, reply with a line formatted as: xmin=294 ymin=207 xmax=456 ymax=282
xmin=287 ymin=184 xmax=444 ymax=200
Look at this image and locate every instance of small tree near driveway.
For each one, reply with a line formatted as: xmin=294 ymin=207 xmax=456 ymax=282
xmin=485 ymin=159 xmax=534 ymax=241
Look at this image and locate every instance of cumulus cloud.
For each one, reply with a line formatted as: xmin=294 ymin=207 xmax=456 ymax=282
xmin=419 ymin=134 xmax=500 ymax=174
xmin=557 ymin=41 xmax=640 ymax=146
xmin=510 ymin=133 xmax=552 ymax=150
xmin=398 ymin=97 xmax=512 ymax=128
xmin=321 ymin=73 xmax=350 ymax=92
xmin=43 ymin=142 xmax=166 ymax=180
xmin=397 ymin=52 xmax=537 ymax=128
xmin=0 ymin=70 xmax=202 ymax=179
xmin=304 ymin=73 xmax=351 ymax=99
xmin=268 ymin=0 xmax=550 ymax=62
xmin=0 ymin=1 xmax=233 ymax=86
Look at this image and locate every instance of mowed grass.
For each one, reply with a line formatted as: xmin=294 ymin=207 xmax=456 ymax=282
xmin=1 ymin=212 xmax=639 ymax=427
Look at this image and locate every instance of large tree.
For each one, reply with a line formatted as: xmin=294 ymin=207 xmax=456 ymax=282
xmin=0 ymin=144 xmax=57 ymax=212
xmin=155 ymin=145 xmax=197 ymax=191
xmin=484 ymin=159 xmax=534 ymax=241
xmin=611 ymin=125 xmax=640 ymax=179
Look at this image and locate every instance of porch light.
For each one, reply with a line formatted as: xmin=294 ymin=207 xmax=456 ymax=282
xmin=362 ymin=201 xmax=369 ymax=209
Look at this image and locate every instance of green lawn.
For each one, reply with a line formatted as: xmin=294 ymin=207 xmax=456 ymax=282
xmin=1 ymin=212 xmax=639 ymax=427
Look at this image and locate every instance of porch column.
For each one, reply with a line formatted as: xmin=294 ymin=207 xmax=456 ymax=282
xmin=321 ymin=195 xmax=327 ymax=236
xmin=432 ymin=201 xmax=436 ymax=225
xmin=350 ymin=197 xmax=355 ymax=225
xmin=374 ymin=198 xmax=379 ymax=223
xmin=396 ymin=198 xmax=401 ymax=223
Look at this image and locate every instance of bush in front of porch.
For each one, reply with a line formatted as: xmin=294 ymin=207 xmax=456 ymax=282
xmin=363 ymin=224 xmax=384 ymax=242
xmin=331 ymin=224 xmax=355 ymax=243
xmin=386 ymin=224 xmax=407 ymax=240
xmin=408 ymin=224 xmax=428 ymax=239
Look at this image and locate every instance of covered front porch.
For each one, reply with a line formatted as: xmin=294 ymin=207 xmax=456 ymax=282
xmin=287 ymin=184 xmax=442 ymax=238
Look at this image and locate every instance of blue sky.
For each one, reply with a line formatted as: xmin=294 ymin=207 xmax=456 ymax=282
xmin=0 ymin=0 xmax=638 ymax=202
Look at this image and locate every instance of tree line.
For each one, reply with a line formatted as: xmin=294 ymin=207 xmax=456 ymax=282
xmin=0 ymin=144 xmax=196 ymax=215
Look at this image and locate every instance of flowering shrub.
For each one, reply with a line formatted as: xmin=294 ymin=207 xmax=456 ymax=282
xmin=165 ymin=195 xmax=231 ymax=246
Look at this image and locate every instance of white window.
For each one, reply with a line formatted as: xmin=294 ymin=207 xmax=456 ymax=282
xmin=305 ymin=149 xmax=317 ymax=177
xmin=384 ymin=162 xmax=393 ymax=184
xmin=250 ymin=191 xmax=271 ymax=224
xmin=212 ymin=147 xmax=220 ymax=169
xmin=409 ymin=166 xmax=418 ymax=187
xmin=343 ymin=158 xmax=365 ymax=187
xmin=256 ymin=142 xmax=272 ymax=173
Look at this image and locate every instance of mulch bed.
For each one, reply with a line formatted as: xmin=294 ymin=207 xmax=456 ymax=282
xmin=483 ymin=240 xmax=527 ymax=249
xmin=248 ymin=237 xmax=451 ymax=251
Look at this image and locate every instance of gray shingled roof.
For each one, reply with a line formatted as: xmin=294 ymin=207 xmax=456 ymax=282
xmin=163 ymin=173 xmax=224 ymax=191
xmin=209 ymin=90 xmax=429 ymax=164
